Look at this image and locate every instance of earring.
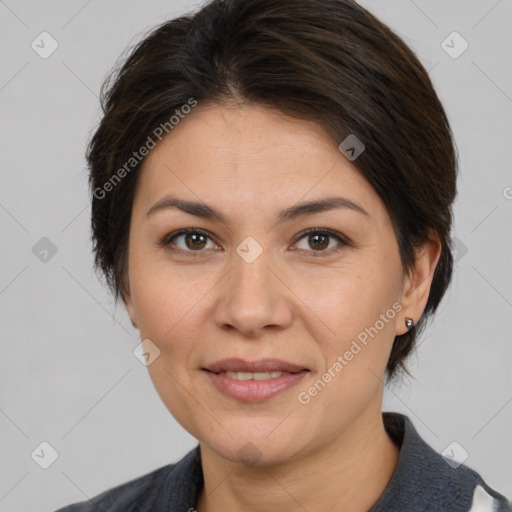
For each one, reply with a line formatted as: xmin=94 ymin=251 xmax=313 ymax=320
xmin=405 ymin=317 xmax=414 ymax=330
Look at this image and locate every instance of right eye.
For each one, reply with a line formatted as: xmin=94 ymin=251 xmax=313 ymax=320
xmin=160 ymin=228 xmax=220 ymax=256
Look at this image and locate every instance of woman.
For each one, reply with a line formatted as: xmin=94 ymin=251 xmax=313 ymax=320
xmin=56 ymin=0 xmax=511 ymax=510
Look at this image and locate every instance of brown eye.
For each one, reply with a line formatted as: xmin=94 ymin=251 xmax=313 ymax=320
xmin=162 ymin=229 xmax=217 ymax=254
xmin=308 ymin=233 xmax=330 ymax=250
xmin=294 ymin=228 xmax=348 ymax=255
xmin=184 ymin=232 xmax=208 ymax=250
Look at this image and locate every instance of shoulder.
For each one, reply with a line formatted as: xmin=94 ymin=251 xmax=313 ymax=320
xmin=467 ymin=482 xmax=512 ymax=512
xmin=375 ymin=412 xmax=511 ymax=511
xmin=53 ymin=445 xmax=202 ymax=512
xmin=449 ymin=461 xmax=511 ymax=511
xmin=54 ymin=463 xmax=176 ymax=512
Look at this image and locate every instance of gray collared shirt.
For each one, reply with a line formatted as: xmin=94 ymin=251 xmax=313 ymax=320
xmin=55 ymin=412 xmax=511 ymax=512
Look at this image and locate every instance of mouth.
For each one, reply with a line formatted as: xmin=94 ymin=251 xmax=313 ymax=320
xmin=208 ymin=370 xmax=297 ymax=381
xmin=202 ymin=357 xmax=309 ymax=374
xmin=201 ymin=358 xmax=310 ymax=402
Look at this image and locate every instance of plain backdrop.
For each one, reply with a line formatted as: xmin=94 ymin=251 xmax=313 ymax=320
xmin=0 ymin=1 xmax=511 ymax=510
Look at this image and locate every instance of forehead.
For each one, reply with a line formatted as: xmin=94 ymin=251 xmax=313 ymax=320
xmin=133 ymin=103 xmax=381 ymax=221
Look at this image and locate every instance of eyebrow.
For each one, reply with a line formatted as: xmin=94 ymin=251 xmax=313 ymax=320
xmin=144 ymin=195 xmax=369 ymax=224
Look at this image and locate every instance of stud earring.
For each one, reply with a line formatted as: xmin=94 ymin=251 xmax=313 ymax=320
xmin=405 ymin=317 xmax=414 ymax=330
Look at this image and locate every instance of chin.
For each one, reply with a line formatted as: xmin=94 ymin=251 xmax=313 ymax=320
xmin=213 ymin=439 xmax=299 ymax=468
xmin=197 ymin=417 xmax=314 ymax=468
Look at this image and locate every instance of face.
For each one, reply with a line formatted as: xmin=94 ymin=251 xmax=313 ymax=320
xmin=124 ymin=103 xmax=427 ymax=466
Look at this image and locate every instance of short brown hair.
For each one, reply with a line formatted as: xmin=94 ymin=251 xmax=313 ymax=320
xmin=87 ymin=0 xmax=458 ymax=381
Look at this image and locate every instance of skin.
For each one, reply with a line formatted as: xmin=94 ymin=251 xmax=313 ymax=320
xmin=124 ymin=102 xmax=441 ymax=512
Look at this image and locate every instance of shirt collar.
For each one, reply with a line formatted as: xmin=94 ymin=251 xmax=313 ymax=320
xmin=371 ymin=412 xmax=476 ymax=511
xmin=162 ymin=412 xmax=477 ymax=512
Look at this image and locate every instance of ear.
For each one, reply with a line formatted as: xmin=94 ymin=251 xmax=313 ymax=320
xmin=396 ymin=234 xmax=442 ymax=336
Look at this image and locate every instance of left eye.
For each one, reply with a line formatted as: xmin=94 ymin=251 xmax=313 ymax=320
xmin=294 ymin=229 xmax=347 ymax=253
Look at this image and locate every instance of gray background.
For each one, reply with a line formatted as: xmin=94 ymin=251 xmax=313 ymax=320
xmin=0 ymin=0 xmax=511 ymax=510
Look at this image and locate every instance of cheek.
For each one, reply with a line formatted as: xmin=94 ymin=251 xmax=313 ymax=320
xmin=295 ymin=273 xmax=399 ymax=424
xmin=129 ymin=248 xmax=212 ymax=343
xmin=293 ymin=263 xmax=401 ymax=343
xmin=290 ymin=259 xmax=402 ymax=402
xmin=128 ymin=264 xmax=211 ymax=431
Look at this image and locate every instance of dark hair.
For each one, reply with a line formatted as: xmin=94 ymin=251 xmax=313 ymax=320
xmin=87 ymin=0 xmax=457 ymax=381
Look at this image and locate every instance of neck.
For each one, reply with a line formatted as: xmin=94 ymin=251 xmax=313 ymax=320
xmin=196 ymin=400 xmax=400 ymax=512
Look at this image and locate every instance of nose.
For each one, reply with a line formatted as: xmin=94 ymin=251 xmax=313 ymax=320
xmin=213 ymin=246 xmax=294 ymax=336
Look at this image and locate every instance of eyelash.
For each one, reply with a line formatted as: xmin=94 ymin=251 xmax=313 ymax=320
xmin=158 ymin=227 xmax=350 ymax=258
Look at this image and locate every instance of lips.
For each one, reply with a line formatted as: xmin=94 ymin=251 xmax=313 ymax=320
xmin=202 ymin=359 xmax=309 ymax=402
xmin=203 ymin=358 xmax=308 ymax=374
xmin=202 ymin=358 xmax=310 ymax=401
